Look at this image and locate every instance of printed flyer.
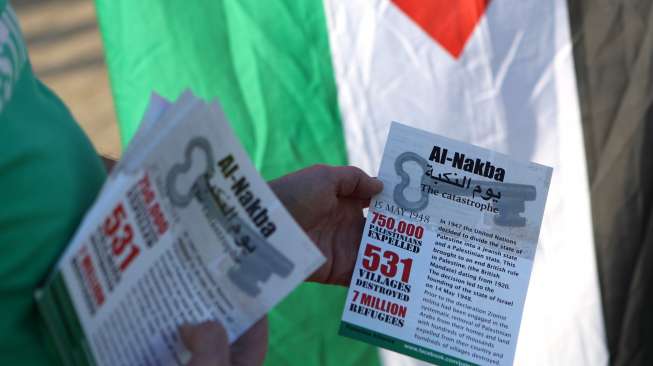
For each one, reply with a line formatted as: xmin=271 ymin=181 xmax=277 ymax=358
xmin=36 ymin=92 xmax=325 ymax=366
xmin=340 ymin=122 xmax=552 ymax=366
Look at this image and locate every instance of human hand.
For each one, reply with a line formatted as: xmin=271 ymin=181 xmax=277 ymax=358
xmin=179 ymin=317 xmax=268 ymax=366
xmin=269 ymin=165 xmax=383 ymax=286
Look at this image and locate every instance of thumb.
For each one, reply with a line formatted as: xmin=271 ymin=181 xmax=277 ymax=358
xmin=333 ymin=166 xmax=383 ymax=199
xmin=180 ymin=321 xmax=230 ymax=366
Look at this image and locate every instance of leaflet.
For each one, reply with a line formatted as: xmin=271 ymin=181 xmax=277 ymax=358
xmin=340 ymin=122 xmax=552 ymax=366
xmin=36 ymin=92 xmax=325 ymax=366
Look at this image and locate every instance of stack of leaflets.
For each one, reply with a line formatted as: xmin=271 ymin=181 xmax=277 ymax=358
xmin=36 ymin=92 xmax=325 ymax=366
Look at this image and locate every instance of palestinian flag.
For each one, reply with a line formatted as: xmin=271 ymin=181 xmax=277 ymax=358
xmin=95 ymin=0 xmax=653 ymax=364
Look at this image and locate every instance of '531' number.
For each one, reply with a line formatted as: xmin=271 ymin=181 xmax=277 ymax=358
xmin=361 ymin=244 xmax=412 ymax=283
xmin=103 ymin=203 xmax=140 ymax=272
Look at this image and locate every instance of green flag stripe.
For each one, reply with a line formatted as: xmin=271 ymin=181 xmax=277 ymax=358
xmin=95 ymin=1 xmax=380 ymax=365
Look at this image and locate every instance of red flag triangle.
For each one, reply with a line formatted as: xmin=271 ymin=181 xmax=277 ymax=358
xmin=392 ymin=0 xmax=491 ymax=58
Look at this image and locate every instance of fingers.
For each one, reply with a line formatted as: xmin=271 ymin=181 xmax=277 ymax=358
xmin=180 ymin=321 xmax=230 ymax=366
xmin=332 ymin=213 xmax=367 ymax=286
xmin=231 ymin=317 xmax=268 ymax=366
xmin=332 ymin=166 xmax=383 ymax=200
xmin=360 ymin=198 xmax=372 ymax=209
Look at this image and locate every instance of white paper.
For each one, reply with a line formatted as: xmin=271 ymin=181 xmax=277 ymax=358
xmin=36 ymin=92 xmax=325 ymax=366
xmin=340 ymin=123 xmax=552 ymax=366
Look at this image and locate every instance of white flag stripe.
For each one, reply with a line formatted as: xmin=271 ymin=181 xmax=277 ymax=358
xmin=324 ymin=0 xmax=607 ymax=365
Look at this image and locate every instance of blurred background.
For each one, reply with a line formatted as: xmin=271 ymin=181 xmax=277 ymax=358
xmin=14 ymin=0 xmax=120 ymax=158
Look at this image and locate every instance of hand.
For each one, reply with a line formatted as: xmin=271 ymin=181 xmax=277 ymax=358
xmin=270 ymin=165 xmax=383 ymax=286
xmin=179 ymin=317 xmax=268 ymax=366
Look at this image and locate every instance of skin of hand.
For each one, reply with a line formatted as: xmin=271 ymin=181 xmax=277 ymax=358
xmin=180 ymin=165 xmax=382 ymax=365
xmin=269 ymin=164 xmax=383 ymax=286
xmin=180 ymin=317 xmax=268 ymax=366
